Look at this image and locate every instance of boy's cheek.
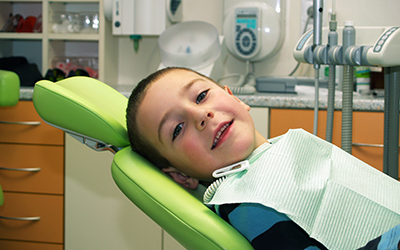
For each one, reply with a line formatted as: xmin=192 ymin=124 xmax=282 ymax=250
xmin=224 ymin=90 xmax=250 ymax=111
xmin=182 ymin=139 xmax=205 ymax=158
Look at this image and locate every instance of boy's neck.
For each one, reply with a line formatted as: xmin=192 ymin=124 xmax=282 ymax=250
xmin=255 ymin=130 xmax=268 ymax=147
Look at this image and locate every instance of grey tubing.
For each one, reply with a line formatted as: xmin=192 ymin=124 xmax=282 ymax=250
xmin=313 ymin=69 xmax=319 ymax=135
xmin=229 ymin=85 xmax=256 ymax=95
xmin=325 ymin=65 xmax=336 ymax=143
xmin=341 ymin=65 xmax=354 ymax=154
xmin=383 ymin=66 xmax=400 ymax=179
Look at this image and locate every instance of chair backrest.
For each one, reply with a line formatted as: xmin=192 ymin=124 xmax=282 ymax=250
xmin=33 ymin=77 xmax=254 ymax=250
xmin=112 ymin=147 xmax=253 ymax=250
xmin=0 ymin=70 xmax=20 ymax=107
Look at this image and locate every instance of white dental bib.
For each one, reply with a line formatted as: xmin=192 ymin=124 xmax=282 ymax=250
xmin=204 ymin=129 xmax=400 ymax=250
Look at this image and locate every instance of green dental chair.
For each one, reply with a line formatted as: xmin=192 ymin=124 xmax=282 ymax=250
xmin=0 ymin=70 xmax=20 ymax=208
xmin=32 ymin=76 xmax=253 ymax=250
xmin=0 ymin=70 xmax=20 ymax=108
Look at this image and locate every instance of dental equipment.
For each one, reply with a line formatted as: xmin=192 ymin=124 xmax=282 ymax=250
xmin=157 ymin=21 xmax=224 ymax=80
xmin=367 ymin=27 xmax=400 ymax=179
xmin=341 ymin=21 xmax=356 ymax=154
xmin=110 ymin=0 xmax=182 ymax=36
xmin=294 ymin=24 xmax=400 ymax=179
xmin=325 ymin=6 xmax=338 ymax=143
xmin=255 ymin=75 xmax=328 ymax=93
xmin=312 ymin=0 xmax=323 ymax=135
xmin=158 ymin=21 xmax=221 ymax=70
xmin=222 ymin=0 xmax=285 ymax=94
xmin=221 ymin=60 xmax=257 ymax=95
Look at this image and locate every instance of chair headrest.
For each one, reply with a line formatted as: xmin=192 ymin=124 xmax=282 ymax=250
xmin=33 ymin=77 xmax=129 ymax=148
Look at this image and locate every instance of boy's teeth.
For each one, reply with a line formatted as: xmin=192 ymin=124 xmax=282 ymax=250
xmin=213 ymin=123 xmax=230 ymax=148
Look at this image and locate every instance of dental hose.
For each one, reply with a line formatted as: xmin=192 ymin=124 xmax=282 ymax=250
xmin=325 ymin=65 xmax=336 ymax=142
xmin=313 ymin=69 xmax=319 ymax=135
xmin=341 ymin=65 xmax=354 ymax=154
xmin=341 ymin=21 xmax=355 ymax=154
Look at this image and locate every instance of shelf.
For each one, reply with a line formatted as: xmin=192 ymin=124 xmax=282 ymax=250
xmin=48 ymin=33 xmax=99 ymax=41
xmin=0 ymin=32 xmax=99 ymax=41
xmin=0 ymin=0 xmax=41 ymax=2
xmin=0 ymin=32 xmax=42 ymax=39
xmin=0 ymin=0 xmax=118 ymax=84
xmin=49 ymin=0 xmax=99 ymax=2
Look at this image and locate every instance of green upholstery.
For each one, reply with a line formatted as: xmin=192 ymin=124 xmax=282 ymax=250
xmin=112 ymin=147 xmax=253 ymax=250
xmin=0 ymin=183 xmax=3 ymax=206
xmin=33 ymin=77 xmax=129 ymax=147
xmin=33 ymin=77 xmax=254 ymax=250
xmin=0 ymin=70 xmax=20 ymax=107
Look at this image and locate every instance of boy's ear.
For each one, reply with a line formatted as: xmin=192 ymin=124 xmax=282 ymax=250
xmin=223 ymin=85 xmax=250 ymax=111
xmin=162 ymin=167 xmax=199 ymax=190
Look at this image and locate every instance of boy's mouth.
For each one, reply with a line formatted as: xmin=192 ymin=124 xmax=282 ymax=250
xmin=211 ymin=120 xmax=233 ymax=149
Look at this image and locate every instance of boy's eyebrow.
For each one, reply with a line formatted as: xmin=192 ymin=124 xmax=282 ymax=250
xmin=157 ymin=78 xmax=204 ymax=143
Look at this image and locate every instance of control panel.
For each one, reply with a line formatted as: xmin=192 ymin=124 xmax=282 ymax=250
xmin=234 ymin=7 xmax=261 ymax=59
xmin=373 ymin=27 xmax=399 ymax=53
xmin=367 ymin=26 xmax=400 ymax=67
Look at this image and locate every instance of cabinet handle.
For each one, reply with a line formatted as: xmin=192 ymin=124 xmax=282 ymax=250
xmin=352 ymin=142 xmax=400 ymax=148
xmin=0 ymin=215 xmax=41 ymax=221
xmin=0 ymin=120 xmax=41 ymax=126
xmin=0 ymin=166 xmax=41 ymax=172
xmin=352 ymin=142 xmax=384 ymax=148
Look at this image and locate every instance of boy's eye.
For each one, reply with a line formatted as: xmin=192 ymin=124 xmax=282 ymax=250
xmin=173 ymin=123 xmax=183 ymax=141
xmin=196 ymin=90 xmax=209 ymax=104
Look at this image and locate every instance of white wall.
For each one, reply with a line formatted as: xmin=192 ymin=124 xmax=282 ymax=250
xmin=114 ymin=0 xmax=400 ymax=85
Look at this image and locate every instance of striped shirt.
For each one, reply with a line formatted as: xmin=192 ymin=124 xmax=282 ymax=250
xmin=214 ymin=203 xmax=400 ymax=250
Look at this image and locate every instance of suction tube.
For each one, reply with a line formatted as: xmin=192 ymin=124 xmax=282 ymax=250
xmin=341 ymin=21 xmax=356 ymax=154
xmin=383 ymin=66 xmax=400 ymax=179
xmin=341 ymin=65 xmax=354 ymax=153
xmin=326 ymin=65 xmax=336 ymax=142
xmin=313 ymin=69 xmax=319 ymax=135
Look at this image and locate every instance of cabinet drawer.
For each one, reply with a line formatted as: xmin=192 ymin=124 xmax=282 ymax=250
xmin=0 ymin=239 xmax=63 ymax=250
xmin=352 ymin=112 xmax=385 ymax=144
xmin=270 ymin=109 xmax=400 ymax=177
xmin=0 ymin=192 xmax=63 ymax=244
xmin=0 ymin=101 xmax=64 ymax=145
xmin=0 ymin=144 xmax=64 ymax=194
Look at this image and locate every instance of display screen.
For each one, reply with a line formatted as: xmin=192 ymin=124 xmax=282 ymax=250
xmin=237 ymin=14 xmax=257 ymax=19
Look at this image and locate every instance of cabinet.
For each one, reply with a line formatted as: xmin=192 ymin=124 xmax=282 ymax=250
xmin=269 ymin=109 xmax=400 ymax=180
xmin=0 ymin=100 xmax=64 ymax=248
xmin=0 ymin=0 xmax=118 ymax=85
xmin=65 ymin=134 xmax=185 ymax=250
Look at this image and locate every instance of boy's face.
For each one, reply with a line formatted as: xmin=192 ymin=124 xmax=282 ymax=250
xmin=137 ymin=69 xmax=264 ymax=182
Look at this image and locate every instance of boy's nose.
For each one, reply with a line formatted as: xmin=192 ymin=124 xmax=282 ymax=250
xmin=195 ymin=109 xmax=214 ymax=130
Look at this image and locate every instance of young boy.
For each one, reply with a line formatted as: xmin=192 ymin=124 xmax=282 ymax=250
xmin=126 ymin=67 xmax=400 ymax=250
